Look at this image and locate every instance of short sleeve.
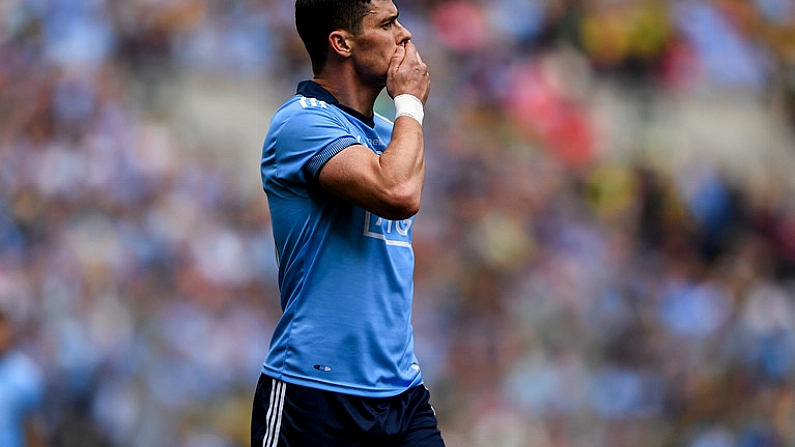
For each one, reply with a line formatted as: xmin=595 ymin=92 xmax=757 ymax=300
xmin=274 ymin=105 xmax=359 ymax=183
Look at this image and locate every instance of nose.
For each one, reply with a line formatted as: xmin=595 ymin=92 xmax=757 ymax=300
xmin=395 ymin=20 xmax=412 ymax=44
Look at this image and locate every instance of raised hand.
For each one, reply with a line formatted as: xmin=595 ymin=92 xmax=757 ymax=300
xmin=387 ymin=41 xmax=430 ymax=104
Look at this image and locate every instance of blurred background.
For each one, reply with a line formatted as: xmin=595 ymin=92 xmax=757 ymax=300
xmin=1 ymin=0 xmax=795 ymax=446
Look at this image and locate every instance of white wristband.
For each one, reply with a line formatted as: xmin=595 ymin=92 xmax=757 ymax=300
xmin=394 ymin=94 xmax=424 ymax=125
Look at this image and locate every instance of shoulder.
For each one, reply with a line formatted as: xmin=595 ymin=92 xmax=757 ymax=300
xmin=2 ymin=351 xmax=45 ymax=394
xmin=269 ymin=96 xmax=351 ymax=139
xmin=263 ymin=95 xmax=361 ymax=180
xmin=274 ymin=95 xmax=345 ymax=124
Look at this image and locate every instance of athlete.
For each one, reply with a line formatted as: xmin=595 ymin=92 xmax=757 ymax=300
xmin=0 ymin=308 xmax=47 ymax=447
xmin=251 ymin=0 xmax=442 ymax=446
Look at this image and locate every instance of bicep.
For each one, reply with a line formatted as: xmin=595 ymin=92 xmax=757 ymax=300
xmin=317 ymin=144 xmax=387 ymax=211
xmin=314 ymin=117 xmax=425 ymax=220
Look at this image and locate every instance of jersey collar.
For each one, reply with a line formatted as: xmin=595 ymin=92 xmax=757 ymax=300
xmin=297 ymin=80 xmax=376 ymax=128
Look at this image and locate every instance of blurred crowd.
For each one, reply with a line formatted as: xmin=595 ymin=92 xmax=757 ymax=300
xmin=2 ymin=0 xmax=795 ymax=446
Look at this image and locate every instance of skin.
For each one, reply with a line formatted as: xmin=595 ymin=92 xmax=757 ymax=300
xmin=0 ymin=314 xmax=12 ymax=358
xmin=314 ymin=0 xmax=431 ymax=220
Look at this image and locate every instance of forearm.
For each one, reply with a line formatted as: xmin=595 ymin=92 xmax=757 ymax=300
xmin=376 ymin=116 xmax=425 ymax=216
xmin=377 ymin=40 xmax=430 ymax=218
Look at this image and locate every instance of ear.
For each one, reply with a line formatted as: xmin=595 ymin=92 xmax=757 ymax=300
xmin=328 ymin=30 xmax=354 ymax=58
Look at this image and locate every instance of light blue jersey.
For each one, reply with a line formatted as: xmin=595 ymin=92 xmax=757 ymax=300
xmin=0 ymin=351 xmax=45 ymax=447
xmin=260 ymin=81 xmax=423 ymax=397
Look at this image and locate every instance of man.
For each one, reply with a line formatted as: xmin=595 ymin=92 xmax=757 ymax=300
xmin=0 ymin=307 xmax=47 ymax=447
xmin=251 ymin=0 xmax=442 ymax=446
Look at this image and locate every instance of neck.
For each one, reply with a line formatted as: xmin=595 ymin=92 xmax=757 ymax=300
xmin=313 ymin=67 xmax=383 ymax=117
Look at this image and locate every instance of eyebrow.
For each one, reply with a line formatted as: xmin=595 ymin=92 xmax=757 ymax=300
xmin=379 ymin=11 xmax=399 ymax=26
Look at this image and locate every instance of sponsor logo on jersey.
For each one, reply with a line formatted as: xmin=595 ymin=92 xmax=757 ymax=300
xmin=363 ymin=212 xmax=412 ymax=247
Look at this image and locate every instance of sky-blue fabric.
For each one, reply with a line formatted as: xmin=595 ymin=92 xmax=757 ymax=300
xmin=259 ymin=81 xmax=422 ymax=397
xmin=0 ymin=352 xmax=45 ymax=447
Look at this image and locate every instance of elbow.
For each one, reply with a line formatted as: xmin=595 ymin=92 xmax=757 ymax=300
xmin=380 ymin=185 xmax=422 ymax=220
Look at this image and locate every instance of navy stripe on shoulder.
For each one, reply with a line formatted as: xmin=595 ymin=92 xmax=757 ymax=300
xmin=306 ymin=136 xmax=359 ymax=179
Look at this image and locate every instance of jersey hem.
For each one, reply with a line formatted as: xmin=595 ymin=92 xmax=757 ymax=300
xmin=260 ymin=365 xmax=423 ymax=398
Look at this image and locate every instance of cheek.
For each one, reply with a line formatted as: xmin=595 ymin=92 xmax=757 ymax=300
xmin=362 ymin=40 xmax=394 ymax=62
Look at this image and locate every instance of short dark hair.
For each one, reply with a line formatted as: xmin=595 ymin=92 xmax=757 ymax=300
xmin=295 ymin=0 xmax=373 ymax=75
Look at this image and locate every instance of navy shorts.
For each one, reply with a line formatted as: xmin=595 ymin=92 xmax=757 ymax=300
xmin=251 ymin=374 xmax=446 ymax=447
